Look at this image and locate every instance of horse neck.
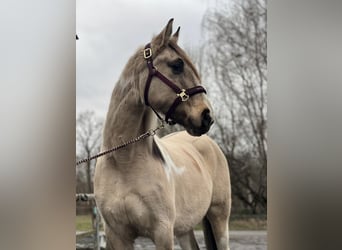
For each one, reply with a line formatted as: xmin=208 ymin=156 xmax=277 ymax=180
xmin=102 ymin=77 xmax=158 ymax=164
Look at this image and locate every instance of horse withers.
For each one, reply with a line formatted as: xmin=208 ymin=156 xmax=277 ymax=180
xmin=94 ymin=19 xmax=231 ymax=250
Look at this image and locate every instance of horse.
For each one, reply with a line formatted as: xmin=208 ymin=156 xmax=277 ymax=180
xmin=94 ymin=19 xmax=231 ymax=250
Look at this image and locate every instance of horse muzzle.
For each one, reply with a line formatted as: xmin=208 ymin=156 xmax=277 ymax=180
xmin=186 ymin=109 xmax=214 ymax=136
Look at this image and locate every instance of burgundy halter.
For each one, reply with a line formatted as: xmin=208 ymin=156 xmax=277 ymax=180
xmin=143 ymin=43 xmax=207 ymax=125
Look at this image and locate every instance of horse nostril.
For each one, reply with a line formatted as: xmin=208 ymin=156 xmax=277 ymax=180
xmin=201 ymin=109 xmax=213 ymax=128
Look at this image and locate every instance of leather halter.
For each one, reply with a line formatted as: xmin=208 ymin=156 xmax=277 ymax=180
xmin=143 ymin=43 xmax=207 ymax=125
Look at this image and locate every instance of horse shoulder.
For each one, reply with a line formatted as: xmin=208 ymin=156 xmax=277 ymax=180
xmin=196 ymin=136 xmax=231 ymax=208
xmin=190 ymin=135 xmax=224 ymax=168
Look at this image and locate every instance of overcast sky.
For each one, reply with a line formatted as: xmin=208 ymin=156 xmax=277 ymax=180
xmin=76 ymin=0 xmax=216 ymax=117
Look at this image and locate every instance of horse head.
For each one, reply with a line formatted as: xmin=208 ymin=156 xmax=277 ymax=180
xmin=133 ymin=19 xmax=214 ymax=136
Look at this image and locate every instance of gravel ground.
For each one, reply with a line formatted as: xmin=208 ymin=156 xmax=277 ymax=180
xmin=134 ymin=231 xmax=267 ymax=250
xmin=77 ymin=230 xmax=267 ymax=249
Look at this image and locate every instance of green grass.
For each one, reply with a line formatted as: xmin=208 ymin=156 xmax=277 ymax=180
xmin=194 ymin=216 xmax=266 ymax=231
xmin=76 ymin=215 xmax=93 ymax=231
xmin=76 ymin=214 xmax=105 ymax=231
xmin=230 ymin=216 xmax=267 ymax=230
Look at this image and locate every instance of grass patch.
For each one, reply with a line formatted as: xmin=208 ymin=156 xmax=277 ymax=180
xmin=230 ymin=217 xmax=266 ymax=230
xmin=76 ymin=214 xmax=105 ymax=231
xmin=230 ymin=214 xmax=267 ymax=230
xmin=195 ymin=214 xmax=266 ymax=231
xmin=76 ymin=215 xmax=93 ymax=231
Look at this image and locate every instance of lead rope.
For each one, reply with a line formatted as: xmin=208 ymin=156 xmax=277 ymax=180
xmin=76 ymin=122 xmax=165 ymax=166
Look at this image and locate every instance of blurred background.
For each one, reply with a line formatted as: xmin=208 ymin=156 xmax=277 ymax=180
xmin=76 ymin=0 xmax=267 ymax=236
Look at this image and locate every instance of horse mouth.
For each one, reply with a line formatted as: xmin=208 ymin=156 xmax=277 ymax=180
xmin=170 ymin=114 xmax=213 ymax=136
xmin=185 ymin=126 xmax=209 ymax=136
xmin=185 ymin=120 xmax=213 ymax=137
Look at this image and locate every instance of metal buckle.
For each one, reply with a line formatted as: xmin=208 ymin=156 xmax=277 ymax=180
xmin=177 ymin=89 xmax=189 ymax=102
xmin=143 ymin=48 xmax=152 ymax=59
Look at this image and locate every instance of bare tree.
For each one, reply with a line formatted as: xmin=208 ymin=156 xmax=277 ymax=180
xmin=202 ymin=0 xmax=267 ymax=213
xmin=76 ymin=110 xmax=103 ymax=193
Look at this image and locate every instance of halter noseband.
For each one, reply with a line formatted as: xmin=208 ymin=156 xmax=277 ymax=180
xmin=143 ymin=43 xmax=207 ymax=125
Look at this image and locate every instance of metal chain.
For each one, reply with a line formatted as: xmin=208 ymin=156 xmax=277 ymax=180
xmin=76 ymin=122 xmax=165 ymax=166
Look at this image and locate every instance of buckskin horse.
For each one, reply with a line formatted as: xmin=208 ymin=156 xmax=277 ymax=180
xmin=94 ymin=19 xmax=231 ymax=250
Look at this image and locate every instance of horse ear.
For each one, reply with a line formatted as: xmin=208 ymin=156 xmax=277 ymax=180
xmin=152 ymin=18 xmax=174 ymax=49
xmin=170 ymin=26 xmax=180 ymax=44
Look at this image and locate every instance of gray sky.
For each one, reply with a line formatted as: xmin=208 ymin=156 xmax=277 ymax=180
xmin=76 ymin=0 xmax=214 ymax=117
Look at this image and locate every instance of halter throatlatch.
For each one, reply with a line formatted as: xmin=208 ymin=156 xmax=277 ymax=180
xmin=143 ymin=43 xmax=207 ymax=125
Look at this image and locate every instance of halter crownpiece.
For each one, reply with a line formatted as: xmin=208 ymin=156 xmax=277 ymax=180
xmin=143 ymin=43 xmax=207 ymax=125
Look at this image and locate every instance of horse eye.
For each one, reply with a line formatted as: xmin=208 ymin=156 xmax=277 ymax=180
xmin=167 ymin=58 xmax=184 ymax=74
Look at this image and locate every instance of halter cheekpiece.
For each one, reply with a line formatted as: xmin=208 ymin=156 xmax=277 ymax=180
xmin=143 ymin=43 xmax=207 ymax=125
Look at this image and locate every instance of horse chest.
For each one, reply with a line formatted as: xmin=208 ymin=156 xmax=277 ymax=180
xmin=102 ymin=192 xmax=150 ymax=229
xmin=98 ymin=175 xmax=174 ymax=234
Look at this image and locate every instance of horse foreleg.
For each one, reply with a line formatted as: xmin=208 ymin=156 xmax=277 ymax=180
xmin=206 ymin=205 xmax=230 ymax=250
xmin=105 ymin=226 xmax=134 ymax=250
xmin=176 ymin=230 xmax=200 ymax=250
xmin=153 ymin=222 xmax=174 ymax=250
